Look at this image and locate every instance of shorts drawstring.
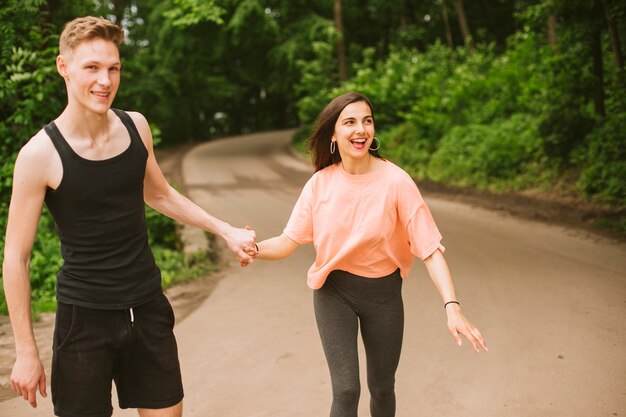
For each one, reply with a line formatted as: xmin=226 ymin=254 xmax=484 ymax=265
xmin=129 ymin=307 xmax=134 ymax=327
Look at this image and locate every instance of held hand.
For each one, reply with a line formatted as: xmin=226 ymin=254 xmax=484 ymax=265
xmin=236 ymin=226 xmax=259 ymax=267
xmin=446 ymin=304 xmax=488 ymax=352
xmin=224 ymin=225 xmax=256 ymax=267
xmin=238 ymin=244 xmax=259 ymax=267
xmin=10 ymin=353 xmax=47 ymax=408
xmin=243 ymin=246 xmax=257 ymax=257
xmin=240 ymin=244 xmax=257 ymax=262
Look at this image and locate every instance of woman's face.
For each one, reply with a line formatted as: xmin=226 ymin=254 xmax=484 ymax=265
xmin=332 ymin=101 xmax=375 ymax=161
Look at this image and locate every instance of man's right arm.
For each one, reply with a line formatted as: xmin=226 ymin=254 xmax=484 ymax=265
xmin=128 ymin=111 xmax=257 ymax=264
xmin=2 ymin=133 xmax=55 ymax=407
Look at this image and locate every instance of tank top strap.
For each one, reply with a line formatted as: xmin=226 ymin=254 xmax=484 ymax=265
xmin=43 ymin=122 xmax=74 ymax=164
xmin=111 ymin=108 xmax=147 ymax=153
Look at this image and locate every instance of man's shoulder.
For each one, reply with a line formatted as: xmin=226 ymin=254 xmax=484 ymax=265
xmin=12 ymin=127 xmax=59 ymax=186
xmin=18 ymin=127 xmax=56 ymax=162
xmin=115 ymin=109 xmax=150 ymax=142
xmin=118 ymin=109 xmax=148 ymax=128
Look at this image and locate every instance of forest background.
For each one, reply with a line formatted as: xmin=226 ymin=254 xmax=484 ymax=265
xmin=1 ymin=0 xmax=624 ymax=314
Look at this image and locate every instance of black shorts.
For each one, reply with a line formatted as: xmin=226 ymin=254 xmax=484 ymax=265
xmin=51 ymin=292 xmax=184 ymax=417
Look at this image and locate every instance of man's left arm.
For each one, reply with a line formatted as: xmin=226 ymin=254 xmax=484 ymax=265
xmin=128 ymin=111 xmax=256 ymax=264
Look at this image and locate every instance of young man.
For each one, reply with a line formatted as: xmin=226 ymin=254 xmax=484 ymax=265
xmin=2 ymin=16 xmax=256 ymax=417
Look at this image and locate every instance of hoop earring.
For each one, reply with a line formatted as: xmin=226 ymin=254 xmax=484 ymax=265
xmin=330 ymin=140 xmax=336 ymax=154
xmin=370 ymin=137 xmax=380 ymax=151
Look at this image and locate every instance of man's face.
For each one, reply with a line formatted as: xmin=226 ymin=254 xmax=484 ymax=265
xmin=58 ymin=38 xmax=121 ymax=114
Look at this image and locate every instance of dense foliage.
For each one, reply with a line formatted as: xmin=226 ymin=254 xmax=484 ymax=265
xmin=1 ymin=0 xmax=624 ymax=313
xmin=315 ymin=31 xmax=625 ymax=203
xmin=294 ymin=3 xmax=625 ymax=206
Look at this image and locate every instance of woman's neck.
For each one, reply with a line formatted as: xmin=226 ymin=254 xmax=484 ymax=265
xmin=341 ymin=154 xmax=380 ymax=175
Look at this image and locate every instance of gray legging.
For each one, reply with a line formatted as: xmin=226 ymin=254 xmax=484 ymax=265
xmin=314 ymin=269 xmax=404 ymax=417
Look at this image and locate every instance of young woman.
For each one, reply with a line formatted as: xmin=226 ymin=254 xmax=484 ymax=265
xmin=245 ymin=92 xmax=487 ymax=417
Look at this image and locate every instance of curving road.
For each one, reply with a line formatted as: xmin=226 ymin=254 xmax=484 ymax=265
xmin=1 ymin=130 xmax=625 ymax=416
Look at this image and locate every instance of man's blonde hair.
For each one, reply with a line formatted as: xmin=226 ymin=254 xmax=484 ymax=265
xmin=59 ymin=16 xmax=124 ymax=55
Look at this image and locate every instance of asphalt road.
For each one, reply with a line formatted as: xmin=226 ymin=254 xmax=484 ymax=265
xmin=1 ymin=130 xmax=624 ymax=417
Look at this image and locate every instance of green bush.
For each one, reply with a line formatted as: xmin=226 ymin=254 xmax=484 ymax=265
xmin=0 ymin=210 xmax=60 ymax=315
xmin=153 ymin=246 xmax=217 ymax=289
xmin=145 ymin=205 xmax=217 ymax=289
xmin=576 ymin=112 xmax=626 ymax=204
xmin=146 ymin=204 xmax=180 ymax=249
xmin=297 ymin=25 xmax=624 ymax=209
xmin=382 ymin=122 xmax=434 ymax=179
xmin=427 ymin=114 xmax=551 ymax=191
xmin=27 ymin=212 xmax=62 ymax=312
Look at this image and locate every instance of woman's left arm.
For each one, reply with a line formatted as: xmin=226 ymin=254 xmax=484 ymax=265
xmin=423 ymin=249 xmax=488 ymax=352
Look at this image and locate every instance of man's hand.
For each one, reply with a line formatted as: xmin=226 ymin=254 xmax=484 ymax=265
xmin=224 ymin=225 xmax=257 ymax=267
xmin=10 ymin=352 xmax=47 ymax=408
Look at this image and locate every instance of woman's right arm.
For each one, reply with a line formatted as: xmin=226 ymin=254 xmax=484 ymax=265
xmin=243 ymin=177 xmax=312 ymax=264
xmin=254 ymin=233 xmax=299 ymax=260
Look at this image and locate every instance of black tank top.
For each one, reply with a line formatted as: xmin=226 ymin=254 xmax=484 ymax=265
xmin=43 ymin=109 xmax=161 ymax=309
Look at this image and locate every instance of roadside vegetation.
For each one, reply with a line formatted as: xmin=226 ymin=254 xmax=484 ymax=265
xmin=1 ymin=0 xmax=624 ymax=314
xmin=296 ymin=31 xmax=625 ymax=209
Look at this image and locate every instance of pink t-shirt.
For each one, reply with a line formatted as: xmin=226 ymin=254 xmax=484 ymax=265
xmin=284 ymin=160 xmax=444 ymax=289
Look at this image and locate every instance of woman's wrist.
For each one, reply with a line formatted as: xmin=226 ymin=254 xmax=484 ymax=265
xmin=444 ymin=300 xmax=460 ymax=310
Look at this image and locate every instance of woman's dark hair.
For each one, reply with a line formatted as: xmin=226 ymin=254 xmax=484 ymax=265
xmin=308 ymin=92 xmax=382 ymax=172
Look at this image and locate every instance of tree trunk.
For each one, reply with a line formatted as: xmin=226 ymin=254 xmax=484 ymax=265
xmin=441 ymin=1 xmax=454 ymax=50
xmin=400 ymin=0 xmax=406 ymax=32
xmin=452 ymin=0 xmax=474 ymax=50
xmin=333 ymin=0 xmax=348 ymax=82
xmin=602 ymin=0 xmax=624 ymax=71
xmin=547 ymin=15 xmax=558 ymax=50
xmin=591 ymin=28 xmax=606 ymax=117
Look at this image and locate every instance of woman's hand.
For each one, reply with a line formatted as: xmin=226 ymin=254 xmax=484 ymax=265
xmin=238 ymin=243 xmax=258 ymax=267
xmin=446 ymin=304 xmax=488 ymax=352
xmin=236 ymin=226 xmax=258 ymax=267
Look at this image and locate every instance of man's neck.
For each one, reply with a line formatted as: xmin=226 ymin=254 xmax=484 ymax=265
xmin=56 ymin=104 xmax=111 ymax=142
